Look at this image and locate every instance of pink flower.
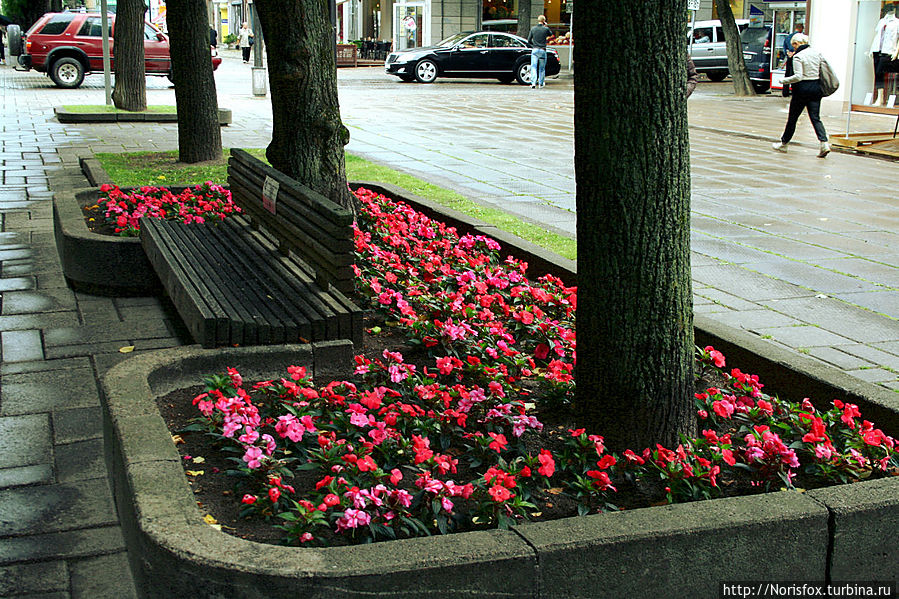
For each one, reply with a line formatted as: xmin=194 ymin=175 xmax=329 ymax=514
xmin=335 ymin=508 xmax=372 ymax=531
xmin=242 ymin=446 xmax=263 ymax=469
xmin=389 ymin=468 xmax=403 ymax=485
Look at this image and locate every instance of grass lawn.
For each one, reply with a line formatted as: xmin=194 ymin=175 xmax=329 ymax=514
xmin=63 ymin=105 xmax=178 ymax=113
xmin=94 ymin=150 xmax=576 ymax=260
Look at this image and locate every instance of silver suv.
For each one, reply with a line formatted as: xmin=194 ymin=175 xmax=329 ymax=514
xmin=688 ymin=19 xmax=749 ymax=81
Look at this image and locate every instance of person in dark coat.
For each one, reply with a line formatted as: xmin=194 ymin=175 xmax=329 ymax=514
xmin=209 ymin=26 xmax=217 ymax=48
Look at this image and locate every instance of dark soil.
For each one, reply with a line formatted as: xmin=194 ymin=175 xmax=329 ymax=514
xmin=82 ymin=204 xmax=119 ymax=236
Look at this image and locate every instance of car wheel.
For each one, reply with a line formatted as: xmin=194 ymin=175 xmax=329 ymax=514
xmin=7 ymin=24 xmax=22 ymax=57
xmin=50 ymin=57 xmax=85 ymax=89
xmin=706 ymin=71 xmax=728 ymax=82
xmin=515 ymin=61 xmax=532 ymax=85
xmin=414 ymin=59 xmax=438 ymax=83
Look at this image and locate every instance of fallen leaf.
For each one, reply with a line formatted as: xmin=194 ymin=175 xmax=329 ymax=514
xmin=203 ymin=514 xmax=218 ymax=525
xmin=546 ymin=487 xmax=563 ymax=495
xmin=530 ymin=512 xmax=542 ymax=517
xmin=186 ymin=470 xmax=205 ymax=476
xmin=171 ymin=434 xmax=185 ymax=445
xmin=192 ymin=456 xmax=205 ymax=464
xmin=119 ymin=346 xmax=135 ymax=353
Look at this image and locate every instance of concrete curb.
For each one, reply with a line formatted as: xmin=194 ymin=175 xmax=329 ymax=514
xmin=54 ymin=106 xmax=233 ymax=125
xmin=101 ymin=339 xmax=897 ymax=598
xmin=52 ymin=186 xmax=160 ymax=296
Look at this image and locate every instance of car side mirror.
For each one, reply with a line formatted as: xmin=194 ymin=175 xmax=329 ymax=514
xmin=157 ymin=33 xmax=166 ymax=41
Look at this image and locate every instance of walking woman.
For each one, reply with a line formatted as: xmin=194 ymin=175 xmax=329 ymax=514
xmin=239 ymin=22 xmax=254 ymax=64
xmin=772 ymin=33 xmax=831 ymax=158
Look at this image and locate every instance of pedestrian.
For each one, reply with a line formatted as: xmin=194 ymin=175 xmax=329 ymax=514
xmin=869 ymin=6 xmax=896 ymax=106
xmin=239 ymin=22 xmax=254 ymax=64
xmin=772 ymin=33 xmax=831 ymax=158
xmin=527 ymin=15 xmax=552 ymax=89
xmin=783 ymin=23 xmax=804 ymax=58
xmin=686 ymin=57 xmax=699 ymax=98
xmin=209 ymin=26 xmax=218 ymax=49
xmin=0 ymin=26 xmax=5 ymax=66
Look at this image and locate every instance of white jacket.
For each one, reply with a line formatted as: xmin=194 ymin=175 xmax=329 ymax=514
xmin=882 ymin=19 xmax=899 ymax=56
xmin=781 ymin=46 xmax=824 ymax=85
xmin=870 ymin=14 xmax=896 ymax=54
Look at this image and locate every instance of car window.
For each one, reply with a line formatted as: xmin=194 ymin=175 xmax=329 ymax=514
xmin=715 ymin=27 xmax=726 ymax=42
xmin=461 ymin=34 xmax=489 ymax=48
xmin=38 ymin=14 xmax=76 ymax=35
xmin=691 ymin=27 xmax=712 ymax=43
xmin=491 ymin=34 xmax=525 ymax=48
xmin=77 ymin=17 xmax=103 ymax=37
xmin=144 ymin=24 xmax=159 ymax=40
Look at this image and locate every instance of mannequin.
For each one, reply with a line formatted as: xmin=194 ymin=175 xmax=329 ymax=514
xmin=871 ymin=6 xmax=897 ymax=106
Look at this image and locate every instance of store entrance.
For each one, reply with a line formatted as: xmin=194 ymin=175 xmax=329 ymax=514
xmin=393 ymin=2 xmax=430 ymax=51
xmin=770 ymin=5 xmax=806 ymax=91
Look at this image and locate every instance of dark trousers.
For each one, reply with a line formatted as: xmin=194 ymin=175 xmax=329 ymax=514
xmin=781 ymin=84 xmax=828 ymax=143
xmin=242 ymin=46 xmax=251 ymax=62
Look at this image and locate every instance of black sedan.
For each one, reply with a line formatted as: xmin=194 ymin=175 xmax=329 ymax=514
xmin=385 ymin=31 xmax=561 ymax=85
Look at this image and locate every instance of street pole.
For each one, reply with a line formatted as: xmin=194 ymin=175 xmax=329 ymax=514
xmin=250 ymin=1 xmax=266 ymax=96
xmin=100 ymin=0 xmax=111 ymax=105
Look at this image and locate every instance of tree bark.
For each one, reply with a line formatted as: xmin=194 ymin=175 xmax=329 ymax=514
xmin=715 ymin=0 xmax=756 ymax=96
xmin=573 ymin=1 xmax=695 ymax=452
xmin=516 ymin=0 xmax=532 ymax=40
xmin=111 ymin=0 xmax=148 ymax=112
xmin=167 ymin=0 xmax=223 ymax=163
xmin=254 ymin=0 xmax=356 ymax=212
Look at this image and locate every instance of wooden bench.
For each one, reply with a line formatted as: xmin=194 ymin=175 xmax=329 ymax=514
xmin=140 ymin=149 xmax=362 ymax=348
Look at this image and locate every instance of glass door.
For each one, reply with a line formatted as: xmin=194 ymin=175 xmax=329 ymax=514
xmin=393 ymin=2 xmax=430 ymax=51
xmin=770 ymin=8 xmax=806 ymax=90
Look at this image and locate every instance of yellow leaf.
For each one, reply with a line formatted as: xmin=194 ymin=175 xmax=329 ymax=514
xmin=186 ymin=470 xmax=204 ymax=476
xmin=171 ymin=435 xmax=185 ymax=445
xmin=546 ymin=487 xmax=563 ymax=495
xmin=119 ymin=345 xmax=135 ymax=353
xmin=191 ymin=456 xmax=205 ymax=464
xmin=203 ymin=514 xmax=218 ymax=525
xmin=530 ymin=512 xmax=542 ymax=517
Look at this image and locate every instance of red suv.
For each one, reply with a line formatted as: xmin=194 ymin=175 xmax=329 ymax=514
xmin=14 ymin=12 xmax=222 ymax=88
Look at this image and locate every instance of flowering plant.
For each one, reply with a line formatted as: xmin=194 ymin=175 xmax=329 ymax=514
xmin=97 ymin=182 xmax=240 ymax=237
xmin=182 ymin=187 xmax=897 ymax=547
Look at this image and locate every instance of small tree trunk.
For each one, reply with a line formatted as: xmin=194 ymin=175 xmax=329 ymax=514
xmin=573 ymin=2 xmax=695 ymax=452
xmin=254 ymin=0 xmax=356 ymax=212
xmin=167 ymin=0 xmax=223 ymax=163
xmin=517 ymin=0 xmax=532 ymax=40
xmin=715 ymin=0 xmax=756 ymax=96
xmin=111 ymin=0 xmax=148 ymax=112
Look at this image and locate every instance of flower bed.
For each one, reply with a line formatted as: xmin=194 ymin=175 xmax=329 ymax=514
xmin=173 ymin=187 xmax=896 ymax=548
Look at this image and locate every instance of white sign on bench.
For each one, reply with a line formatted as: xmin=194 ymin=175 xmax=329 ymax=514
xmin=262 ymin=176 xmax=279 ymax=215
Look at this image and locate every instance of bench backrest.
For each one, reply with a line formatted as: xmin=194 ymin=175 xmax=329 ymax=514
xmin=227 ymin=149 xmax=355 ymax=294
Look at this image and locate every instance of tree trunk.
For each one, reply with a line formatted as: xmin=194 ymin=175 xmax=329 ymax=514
xmin=516 ymin=0 xmax=532 ymax=40
xmin=167 ymin=0 xmax=223 ymax=163
xmin=254 ymin=0 xmax=356 ymax=212
xmin=573 ymin=1 xmax=695 ymax=452
xmin=111 ymin=0 xmax=148 ymax=112
xmin=715 ymin=0 xmax=756 ymax=96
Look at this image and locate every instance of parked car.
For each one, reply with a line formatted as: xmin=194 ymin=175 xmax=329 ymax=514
xmin=10 ymin=12 xmax=222 ymax=89
xmin=688 ymin=19 xmax=749 ymax=81
xmin=482 ymin=19 xmax=517 ymax=33
xmin=385 ymin=31 xmax=561 ymax=85
xmin=740 ymin=25 xmax=772 ymax=93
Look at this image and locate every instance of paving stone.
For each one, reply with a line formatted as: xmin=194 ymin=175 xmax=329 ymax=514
xmin=703 ymin=309 xmax=802 ymax=331
xmin=693 ymin=303 xmax=731 ymax=314
xmin=833 ymin=291 xmax=899 ymax=320
xmin=55 ymin=438 xmax=106 ymax=483
xmin=806 ymin=347 xmax=875 ymax=370
xmin=1 ymin=367 xmax=98 ymax=416
xmin=0 ymin=276 xmax=35 ymax=292
xmin=754 ymin=325 xmax=857 ymax=349
xmin=847 ymin=368 xmax=899 ymax=384
xmin=738 ymin=259 xmax=880 ymax=295
xmin=836 ymin=344 xmax=899 ymax=372
xmin=0 ymin=311 xmax=78 ymax=331
xmin=1 ymin=329 xmax=44 ymax=363
xmin=0 ymin=248 xmax=32 ymax=261
xmin=693 ymin=288 xmax=763 ymax=312
xmin=2 ymin=357 xmax=91 ymax=377
xmin=0 ymin=560 xmax=68 ymax=595
xmin=0 ymin=413 xmax=52 ymax=469
xmin=69 ymin=552 xmax=137 ymax=599
xmin=761 ymin=297 xmax=899 ymax=344
xmin=52 ymin=407 xmax=103 ymax=445
xmin=0 ymin=464 xmax=54 ymax=489
xmin=43 ymin=321 xmax=174 ymax=348
xmin=811 ymin=257 xmax=899 ymax=288
xmin=1 ymin=289 xmax=78 ymax=315
xmin=44 ymin=341 xmax=140 ymax=361
xmin=0 ymin=526 xmax=126 ymax=566
xmin=691 ymin=263 xmax=815 ymax=301
xmin=0 ymin=479 xmax=117 ymax=536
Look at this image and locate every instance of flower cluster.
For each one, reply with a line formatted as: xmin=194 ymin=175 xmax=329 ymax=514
xmin=184 ymin=187 xmax=898 ymax=547
xmin=97 ymin=182 xmax=240 ymax=236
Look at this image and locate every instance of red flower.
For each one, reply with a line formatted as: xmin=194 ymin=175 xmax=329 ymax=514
xmin=268 ymin=487 xmax=281 ymax=503
xmin=241 ymin=494 xmax=257 ymax=504
xmin=488 ymin=484 xmax=514 ymax=502
xmin=537 ymin=449 xmax=555 ymax=477
xmin=488 ymin=432 xmax=508 ymax=452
